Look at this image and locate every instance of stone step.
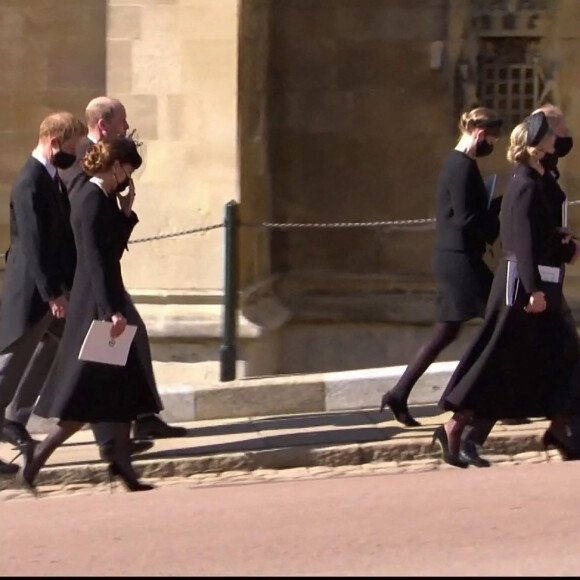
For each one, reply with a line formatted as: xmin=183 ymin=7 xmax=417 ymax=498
xmin=27 ymin=359 xmax=459 ymax=433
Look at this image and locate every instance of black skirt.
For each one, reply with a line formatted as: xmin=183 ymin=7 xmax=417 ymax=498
xmin=439 ymin=258 xmax=580 ymax=420
xmin=433 ymin=250 xmax=493 ymax=322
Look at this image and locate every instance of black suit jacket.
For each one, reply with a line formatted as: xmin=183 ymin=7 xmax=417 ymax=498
xmin=59 ymin=136 xmax=94 ymax=198
xmin=0 ymin=157 xmax=77 ymax=351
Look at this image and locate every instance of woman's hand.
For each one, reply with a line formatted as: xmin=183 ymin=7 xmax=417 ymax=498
xmin=110 ymin=312 xmax=127 ymax=338
xmin=118 ymin=179 xmax=135 ymax=217
xmin=559 ymin=227 xmax=574 ymax=244
xmin=524 ymin=291 xmax=547 ymax=314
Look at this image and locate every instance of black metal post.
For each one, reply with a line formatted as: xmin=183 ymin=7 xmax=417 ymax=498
xmin=220 ymin=200 xmax=239 ymax=382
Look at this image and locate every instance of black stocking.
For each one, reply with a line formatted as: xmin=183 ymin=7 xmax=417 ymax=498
xmin=388 ymin=321 xmax=463 ymax=403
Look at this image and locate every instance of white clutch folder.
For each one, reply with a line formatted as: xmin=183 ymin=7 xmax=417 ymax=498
xmin=78 ymin=320 xmax=137 ymax=366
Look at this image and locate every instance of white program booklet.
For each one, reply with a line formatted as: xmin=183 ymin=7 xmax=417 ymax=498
xmin=78 ymin=320 xmax=137 ymax=366
xmin=506 ymin=261 xmax=561 ymax=306
xmin=562 ymin=200 xmax=568 ymax=228
xmin=506 ymin=260 xmax=519 ymax=306
xmin=484 ymin=174 xmax=497 ymax=209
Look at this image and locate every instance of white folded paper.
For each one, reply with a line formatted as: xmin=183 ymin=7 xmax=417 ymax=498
xmin=537 ymin=264 xmax=561 ymax=283
xmin=78 ymin=320 xmax=137 ymax=366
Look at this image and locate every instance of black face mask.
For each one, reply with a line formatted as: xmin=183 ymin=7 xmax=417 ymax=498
xmin=475 ymin=139 xmax=494 ymax=157
xmin=52 ymin=150 xmax=76 ymax=170
xmin=554 ymin=136 xmax=574 ymax=157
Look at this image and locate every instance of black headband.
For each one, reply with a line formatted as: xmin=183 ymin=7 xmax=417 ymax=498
xmin=525 ymin=112 xmax=550 ymax=146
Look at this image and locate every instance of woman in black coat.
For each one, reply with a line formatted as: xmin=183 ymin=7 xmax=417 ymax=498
xmin=380 ymin=107 xmax=503 ymax=427
xmin=436 ymin=111 xmax=580 ymax=468
xmin=18 ymin=137 xmax=161 ymax=493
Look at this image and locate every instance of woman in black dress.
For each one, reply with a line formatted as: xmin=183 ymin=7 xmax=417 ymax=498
xmin=18 ymin=137 xmax=161 ymax=493
xmin=436 ymin=111 xmax=580 ymax=468
xmin=380 ymin=107 xmax=503 ymax=427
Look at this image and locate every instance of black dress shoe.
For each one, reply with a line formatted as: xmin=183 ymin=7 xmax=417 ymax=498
xmin=2 ymin=420 xmax=39 ymax=448
xmin=501 ymin=418 xmax=532 ymax=426
xmin=133 ymin=415 xmax=187 ymax=440
xmin=130 ymin=440 xmax=154 ymax=455
xmin=0 ymin=459 xmax=19 ymax=475
xmin=458 ymin=440 xmax=491 ymax=468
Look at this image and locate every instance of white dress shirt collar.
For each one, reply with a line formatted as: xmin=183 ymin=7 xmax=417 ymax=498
xmin=31 ymin=148 xmax=57 ymax=180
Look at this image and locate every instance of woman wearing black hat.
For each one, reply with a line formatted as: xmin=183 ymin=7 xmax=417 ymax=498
xmin=435 ymin=111 xmax=580 ymax=468
xmin=380 ymin=107 xmax=503 ymax=428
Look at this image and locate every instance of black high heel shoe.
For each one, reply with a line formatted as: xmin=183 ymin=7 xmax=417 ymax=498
xmin=107 ymin=462 xmax=155 ymax=493
xmin=379 ymin=392 xmax=421 ymax=427
xmin=431 ymin=425 xmax=469 ymax=468
xmin=541 ymin=430 xmax=580 ymax=462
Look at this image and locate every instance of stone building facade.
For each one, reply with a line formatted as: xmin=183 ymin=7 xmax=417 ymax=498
xmin=1 ymin=0 xmax=580 ymax=384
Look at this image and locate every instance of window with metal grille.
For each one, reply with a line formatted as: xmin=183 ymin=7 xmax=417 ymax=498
xmin=477 ymin=38 xmax=544 ymax=128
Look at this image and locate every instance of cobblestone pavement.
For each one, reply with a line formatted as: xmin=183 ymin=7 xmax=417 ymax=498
xmin=0 ymin=448 xmax=560 ymax=503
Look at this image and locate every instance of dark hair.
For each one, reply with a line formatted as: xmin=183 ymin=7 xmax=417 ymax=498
xmin=82 ymin=137 xmax=142 ymax=176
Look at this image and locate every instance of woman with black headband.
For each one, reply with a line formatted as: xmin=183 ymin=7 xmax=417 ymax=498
xmin=434 ymin=111 xmax=580 ymax=468
xmin=380 ymin=107 xmax=503 ymax=433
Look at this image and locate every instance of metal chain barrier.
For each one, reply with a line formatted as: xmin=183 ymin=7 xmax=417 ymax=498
xmin=128 ymin=223 xmax=223 ymax=245
xmin=241 ymin=218 xmax=436 ymax=230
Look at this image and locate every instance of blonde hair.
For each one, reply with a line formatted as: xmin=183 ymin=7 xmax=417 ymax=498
xmin=458 ymin=107 xmax=502 ymax=136
xmin=38 ymin=112 xmax=87 ymax=143
xmin=507 ymin=121 xmax=538 ymax=164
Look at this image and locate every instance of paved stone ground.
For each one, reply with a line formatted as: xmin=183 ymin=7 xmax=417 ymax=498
xmin=0 ymin=447 xmax=561 ymax=503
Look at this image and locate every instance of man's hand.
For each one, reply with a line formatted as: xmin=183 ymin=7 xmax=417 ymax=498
xmin=110 ymin=312 xmax=127 ymax=338
xmin=118 ymin=179 xmax=135 ymax=217
xmin=49 ymin=295 xmax=68 ymax=319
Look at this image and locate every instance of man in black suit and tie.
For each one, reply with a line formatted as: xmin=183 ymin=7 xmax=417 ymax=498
xmin=0 ymin=112 xmax=87 ymax=472
xmin=59 ymin=96 xmax=187 ymax=441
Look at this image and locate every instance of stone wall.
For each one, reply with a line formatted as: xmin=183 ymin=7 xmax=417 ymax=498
xmin=107 ymin=0 xmax=239 ymax=292
xmin=0 ymin=0 xmax=106 ymax=252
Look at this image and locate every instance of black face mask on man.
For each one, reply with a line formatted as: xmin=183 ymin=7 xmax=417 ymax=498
xmin=475 ymin=138 xmax=494 ymax=158
xmin=52 ymin=149 xmax=76 ymax=170
xmin=554 ymin=136 xmax=574 ymax=157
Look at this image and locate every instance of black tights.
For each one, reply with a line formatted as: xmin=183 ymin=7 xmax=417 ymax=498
xmin=388 ymin=321 xmax=463 ymax=403
xmin=23 ymin=420 xmax=137 ymax=485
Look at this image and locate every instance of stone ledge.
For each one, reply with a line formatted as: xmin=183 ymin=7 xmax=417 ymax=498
xmin=0 ymin=428 xmax=547 ymax=492
xmin=26 ymin=362 xmax=455 ymax=432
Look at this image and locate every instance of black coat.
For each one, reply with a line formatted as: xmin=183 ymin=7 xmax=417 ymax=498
xmin=439 ymin=164 xmax=579 ymax=419
xmin=433 ymin=150 xmax=501 ymax=321
xmin=34 ymin=181 xmax=162 ymax=422
xmin=0 ymin=157 xmax=76 ymax=352
xmin=58 ymin=137 xmax=93 ymax=198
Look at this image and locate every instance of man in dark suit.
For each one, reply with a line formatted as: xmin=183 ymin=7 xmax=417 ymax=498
xmin=60 ymin=96 xmax=187 ymax=441
xmin=0 ymin=112 xmax=87 ymax=472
